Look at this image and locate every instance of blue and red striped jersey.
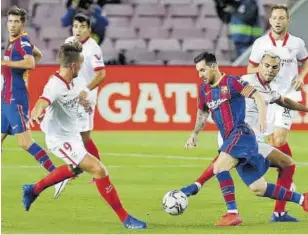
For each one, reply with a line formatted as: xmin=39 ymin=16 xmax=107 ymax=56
xmin=2 ymin=33 xmax=33 ymax=104
xmin=198 ymin=74 xmax=256 ymax=139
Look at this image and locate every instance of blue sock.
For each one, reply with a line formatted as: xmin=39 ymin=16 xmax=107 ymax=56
xmin=264 ymin=183 xmax=302 ymax=204
xmin=27 ymin=143 xmax=56 ymax=172
xmin=216 ymin=171 xmax=238 ymax=212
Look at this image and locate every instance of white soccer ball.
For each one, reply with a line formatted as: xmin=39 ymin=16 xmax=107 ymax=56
xmin=162 ymin=190 xmax=188 ymax=215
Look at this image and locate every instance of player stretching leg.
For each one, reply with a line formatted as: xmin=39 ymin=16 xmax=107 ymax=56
xmin=22 ymin=41 xmax=146 ymax=229
xmin=54 ymin=13 xmax=106 ymax=198
xmin=180 ymin=51 xmax=308 ymax=226
xmin=181 ymin=52 xmax=308 ymax=222
xmin=1 ymin=6 xmax=56 ymax=174
xmin=247 ymin=5 xmax=308 ymax=221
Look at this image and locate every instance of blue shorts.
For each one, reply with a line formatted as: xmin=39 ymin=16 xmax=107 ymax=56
xmin=219 ymin=126 xmax=271 ymax=186
xmin=1 ymin=101 xmax=29 ymax=135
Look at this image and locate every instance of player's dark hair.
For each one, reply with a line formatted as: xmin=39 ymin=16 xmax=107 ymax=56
xmin=7 ymin=5 xmax=27 ymax=23
xmin=73 ymin=13 xmax=91 ymax=28
xmin=193 ymin=52 xmax=217 ymax=66
xmin=270 ymin=4 xmax=289 ymax=18
xmin=58 ymin=41 xmax=83 ymax=68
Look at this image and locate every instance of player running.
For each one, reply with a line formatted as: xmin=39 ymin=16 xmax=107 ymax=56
xmin=22 ymin=41 xmax=147 ymax=229
xmin=1 ymin=6 xmax=57 ymax=174
xmin=180 ymin=51 xmax=308 ymax=226
xmin=181 ymin=51 xmax=308 ymax=224
xmin=54 ymin=13 xmax=106 ymax=198
xmin=247 ymin=5 xmax=308 ymax=221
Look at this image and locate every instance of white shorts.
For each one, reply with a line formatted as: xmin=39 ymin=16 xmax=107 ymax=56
xmin=45 ymin=135 xmax=87 ymax=166
xmin=77 ymin=109 xmax=95 ymax=132
xmin=265 ymin=103 xmax=293 ymax=135
xmin=217 ymin=132 xmax=274 ymax=158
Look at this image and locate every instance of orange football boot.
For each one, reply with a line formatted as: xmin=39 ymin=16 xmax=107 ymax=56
xmin=215 ymin=213 xmax=243 ymax=226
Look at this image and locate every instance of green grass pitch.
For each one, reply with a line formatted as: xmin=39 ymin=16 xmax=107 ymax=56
xmin=2 ymin=131 xmax=308 ymax=234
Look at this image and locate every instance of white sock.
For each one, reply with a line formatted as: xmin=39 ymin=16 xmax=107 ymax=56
xmin=299 ymin=195 xmax=304 ymax=205
xmin=194 ymin=182 xmax=202 ymax=190
xmin=227 ymin=209 xmax=239 ymax=214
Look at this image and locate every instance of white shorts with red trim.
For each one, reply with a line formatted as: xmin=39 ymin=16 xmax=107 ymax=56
xmin=265 ymin=103 xmax=293 ymax=135
xmin=45 ymin=134 xmax=87 ymax=166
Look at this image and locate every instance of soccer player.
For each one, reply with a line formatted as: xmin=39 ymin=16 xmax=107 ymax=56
xmin=247 ymin=5 xmax=308 ymax=221
xmin=53 ymin=13 xmax=106 ymax=198
xmin=1 ymin=6 xmax=56 ymax=173
xmin=181 ymin=51 xmax=308 ymax=226
xmin=22 ymin=41 xmax=147 ymax=229
xmin=181 ymin=51 xmax=308 ymax=223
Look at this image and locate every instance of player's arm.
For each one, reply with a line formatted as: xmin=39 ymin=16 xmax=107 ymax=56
xmin=32 ymin=45 xmax=42 ymax=63
xmin=275 ymin=96 xmax=308 ymax=112
xmin=247 ymin=62 xmax=259 ymax=74
xmin=29 ymin=98 xmax=50 ymax=127
xmin=250 ymin=90 xmax=266 ymax=132
xmin=86 ymin=69 xmax=106 ymax=91
xmin=247 ymin=40 xmax=262 ymax=74
xmin=293 ymin=39 xmax=308 ymax=90
xmin=1 ymin=54 xmax=35 ymax=69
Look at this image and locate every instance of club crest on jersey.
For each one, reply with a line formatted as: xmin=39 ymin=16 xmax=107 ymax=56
xmin=221 ymin=86 xmax=228 ymax=94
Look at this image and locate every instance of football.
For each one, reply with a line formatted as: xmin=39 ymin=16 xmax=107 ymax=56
xmin=162 ymin=190 xmax=188 ymax=215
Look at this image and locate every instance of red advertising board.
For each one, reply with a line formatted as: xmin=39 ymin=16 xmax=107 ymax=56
xmin=28 ymin=66 xmax=308 ymax=130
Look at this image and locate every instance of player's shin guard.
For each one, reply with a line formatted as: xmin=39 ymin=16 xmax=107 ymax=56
xmin=196 ymin=155 xmax=217 ymax=186
xmin=85 ymin=139 xmax=101 ymax=160
xmin=216 ymin=171 xmax=238 ymax=213
xmin=264 ymin=183 xmax=304 ymax=205
xmin=95 ymin=175 xmax=128 ymax=222
xmin=27 ymin=143 xmax=56 ymax=172
xmin=274 ymin=165 xmax=295 ymax=213
xmin=33 ymin=165 xmax=75 ymax=195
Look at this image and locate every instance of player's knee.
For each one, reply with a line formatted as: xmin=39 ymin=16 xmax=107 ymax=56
xmin=18 ymin=139 xmax=33 ymax=150
xmin=91 ymin=162 xmax=108 ymax=178
xmin=272 ymin=136 xmax=287 ymax=147
xmin=249 ymin=180 xmax=266 ymax=196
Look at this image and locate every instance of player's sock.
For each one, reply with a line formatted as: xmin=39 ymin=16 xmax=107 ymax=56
xmin=85 ymin=139 xmax=101 ymax=161
xmin=33 ymin=165 xmax=74 ymax=195
xmin=275 ymin=142 xmax=292 ymax=157
xmin=216 ymin=171 xmax=238 ymax=214
xmin=196 ymin=155 xmax=217 ymax=186
xmin=95 ymin=175 xmax=128 ymax=222
xmin=264 ymin=183 xmax=304 ymax=205
xmin=27 ymin=143 xmax=56 ymax=172
xmin=274 ymin=165 xmax=295 ymax=213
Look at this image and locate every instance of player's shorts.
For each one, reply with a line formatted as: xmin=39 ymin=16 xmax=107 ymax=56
xmin=217 ymin=131 xmax=274 ymax=158
xmin=219 ymin=126 xmax=271 ymax=186
xmin=265 ymin=103 xmax=293 ymax=135
xmin=45 ymin=134 xmax=87 ymax=167
xmin=1 ymin=101 xmax=29 ymax=135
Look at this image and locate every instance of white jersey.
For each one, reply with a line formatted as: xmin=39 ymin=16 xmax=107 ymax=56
xmin=40 ymin=73 xmax=84 ymax=138
xmin=242 ymin=73 xmax=281 ymax=141
xmin=249 ymin=33 xmax=308 ymax=101
xmin=64 ymin=36 xmax=105 ymax=103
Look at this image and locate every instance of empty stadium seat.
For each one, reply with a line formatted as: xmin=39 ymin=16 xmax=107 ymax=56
xmin=125 ymin=49 xmax=156 ymax=62
xmin=104 ymin=4 xmax=134 ymax=17
xmin=148 ymin=39 xmax=181 ymax=51
xmin=163 ymin=18 xmax=195 ymax=29
xmin=108 ymin=17 xmax=131 ymax=27
xmin=40 ymin=27 xmax=70 ymax=40
xmin=115 ymin=39 xmax=147 ymax=51
xmin=138 ymin=27 xmax=169 ymax=39
xmin=182 ymin=38 xmax=213 ymax=51
xmin=156 ymin=50 xmax=192 ymax=61
xmin=106 ymin=27 xmax=137 ymax=39
xmin=161 ymin=0 xmax=193 ymax=5
xmin=131 ymin=17 xmax=162 ymax=28
xmin=171 ymin=28 xmax=203 ymax=39
xmin=135 ymin=4 xmax=165 ymax=17
xmin=169 ymin=5 xmax=198 ymax=17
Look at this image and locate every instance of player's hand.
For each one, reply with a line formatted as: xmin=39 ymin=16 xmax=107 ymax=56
xmin=1 ymin=60 xmax=7 ymax=66
xmin=292 ymin=76 xmax=304 ymax=91
xmin=79 ymin=97 xmax=92 ymax=114
xmin=29 ymin=109 xmax=44 ymax=127
xmin=258 ymin=120 xmax=267 ymax=133
xmin=184 ymin=133 xmax=198 ymax=149
xmin=79 ymin=90 xmax=88 ymax=99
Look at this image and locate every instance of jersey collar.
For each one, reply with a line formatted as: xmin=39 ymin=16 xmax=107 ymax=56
xmin=54 ymin=72 xmax=71 ymax=90
xmin=256 ymin=72 xmax=269 ymax=89
xmin=9 ymin=32 xmax=28 ymax=42
xmin=210 ymin=73 xmax=227 ymax=87
xmin=81 ymin=36 xmax=90 ymax=45
xmin=269 ymin=32 xmax=289 ymax=47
